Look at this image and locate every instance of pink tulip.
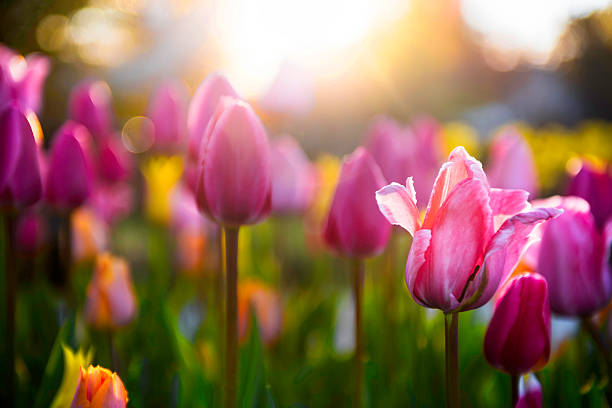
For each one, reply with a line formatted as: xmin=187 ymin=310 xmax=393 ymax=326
xmin=147 ymin=80 xmax=188 ymax=152
xmin=0 ymin=104 xmax=42 ymax=208
xmin=406 ymin=116 xmax=444 ymax=205
xmin=68 ymin=80 xmax=114 ymax=141
xmin=484 ymin=273 xmax=551 ymax=375
xmin=45 ymin=121 xmax=93 ymax=211
xmin=270 ymin=135 xmax=316 ymax=214
xmin=516 ymin=375 xmax=543 ymax=408
xmin=364 ymin=116 xmax=409 ymax=184
xmin=567 ymin=162 xmax=612 ymax=229
xmin=187 ymin=72 xmax=238 ymax=159
xmin=324 ymin=147 xmax=391 ymax=258
xmin=487 ymin=127 xmax=538 ymax=197
xmin=533 ymin=196 xmax=612 ymax=316
xmin=89 ymin=182 xmax=133 ymax=224
xmin=70 ymin=365 xmax=128 ymax=408
xmin=0 ymin=45 xmax=50 ymax=113
xmin=195 ymin=97 xmax=271 ymax=225
xmin=97 ymin=137 xmax=131 ymax=183
xmin=376 ymin=146 xmax=560 ymax=312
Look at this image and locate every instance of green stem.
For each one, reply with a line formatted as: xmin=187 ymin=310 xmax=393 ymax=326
xmin=224 ymin=226 xmax=239 ymax=408
xmin=108 ymin=331 xmax=119 ymax=374
xmin=510 ymin=374 xmax=518 ymax=407
xmin=444 ymin=312 xmax=459 ymax=408
xmin=352 ymin=258 xmax=365 ymax=408
xmin=4 ymin=213 xmax=16 ymax=407
xmin=582 ymin=317 xmax=612 ymax=406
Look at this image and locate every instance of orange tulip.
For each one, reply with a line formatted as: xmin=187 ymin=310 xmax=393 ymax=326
xmin=70 ymin=365 xmax=128 ymax=408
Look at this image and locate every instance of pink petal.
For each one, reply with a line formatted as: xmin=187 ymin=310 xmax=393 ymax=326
xmin=375 ymin=178 xmax=420 ymax=236
xmin=405 ymin=229 xmax=432 ymax=308
xmin=489 ymin=188 xmax=529 ymax=231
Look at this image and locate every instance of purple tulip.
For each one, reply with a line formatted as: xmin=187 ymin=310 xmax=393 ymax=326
xmin=487 ymin=127 xmax=538 ymax=198
xmin=187 ymin=72 xmax=238 ymax=159
xmin=324 ymin=147 xmax=391 ymax=258
xmin=0 ymin=104 xmax=42 ymax=207
xmin=533 ymin=196 xmax=612 ymax=316
xmin=364 ymin=116 xmax=409 ymax=185
xmin=516 ymin=374 xmax=543 ymax=408
xmin=148 ymin=80 xmax=188 ymax=152
xmin=45 ymin=121 xmax=93 ymax=211
xmin=484 ymin=273 xmax=551 ymax=375
xmin=16 ymin=211 xmax=45 ymax=252
xmin=0 ymin=45 xmax=50 ymax=113
xmin=270 ymin=135 xmax=316 ymax=214
xmin=567 ymin=161 xmax=612 ymax=229
xmin=68 ymin=80 xmax=114 ymax=141
xmin=90 ymin=182 xmax=133 ymax=224
xmin=195 ymin=97 xmax=271 ymax=226
xmin=97 ymin=137 xmax=131 ymax=183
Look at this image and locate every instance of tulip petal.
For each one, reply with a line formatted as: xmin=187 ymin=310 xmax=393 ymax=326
xmin=0 ymin=106 xmax=22 ymax=192
xmin=375 ymin=178 xmax=420 ymax=236
xmin=489 ymin=188 xmax=529 ymax=231
xmin=405 ymin=228 xmax=432 ymax=308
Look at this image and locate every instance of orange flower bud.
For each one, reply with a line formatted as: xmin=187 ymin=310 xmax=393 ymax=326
xmin=70 ymin=365 xmax=128 ymax=408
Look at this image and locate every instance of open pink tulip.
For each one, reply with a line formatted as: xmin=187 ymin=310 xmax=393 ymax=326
xmin=567 ymin=162 xmax=612 ymax=229
xmin=516 ymin=374 xmax=543 ymax=408
xmin=0 ymin=104 xmax=42 ymax=208
xmin=148 ymin=80 xmax=188 ymax=152
xmin=45 ymin=121 xmax=93 ymax=211
xmin=487 ymin=127 xmax=538 ymax=197
xmin=195 ymin=97 xmax=271 ymax=226
xmin=532 ymin=196 xmax=612 ymax=316
xmin=324 ymin=147 xmax=391 ymax=258
xmin=364 ymin=116 xmax=409 ymax=184
xmin=484 ymin=273 xmax=551 ymax=375
xmin=376 ymin=146 xmax=561 ymax=312
xmin=270 ymin=135 xmax=316 ymax=214
xmin=69 ymin=80 xmax=114 ymax=141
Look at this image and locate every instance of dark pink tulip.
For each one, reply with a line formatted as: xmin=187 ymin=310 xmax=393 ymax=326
xmin=187 ymin=72 xmax=238 ymax=159
xmin=148 ymin=80 xmax=188 ymax=152
xmin=45 ymin=122 xmax=93 ymax=211
xmin=97 ymin=137 xmax=131 ymax=183
xmin=567 ymin=162 xmax=612 ymax=229
xmin=0 ymin=46 xmax=50 ymax=113
xmin=16 ymin=211 xmax=45 ymax=252
xmin=484 ymin=273 xmax=551 ymax=376
xmin=487 ymin=127 xmax=538 ymax=197
xmin=376 ymin=147 xmax=560 ymax=312
xmin=406 ymin=116 xmax=444 ymax=205
xmin=364 ymin=116 xmax=409 ymax=184
xmin=516 ymin=375 xmax=543 ymax=408
xmin=90 ymin=182 xmax=133 ymax=224
xmin=270 ymin=135 xmax=316 ymax=214
xmin=533 ymin=196 xmax=612 ymax=316
xmin=195 ymin=97 xmax=271 ymax=226
xmin=68 ymin=80 xmax=114 ymax=141
xmin=0 ymin=104 xmax=42 ymax=208
xmin=324 ymin=147 xmax=391 ymax=258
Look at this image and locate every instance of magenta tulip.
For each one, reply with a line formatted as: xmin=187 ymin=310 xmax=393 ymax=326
xmin=45 ymin=121 xmax=93 ymax=211
xmin=324 ymin=147 xmax=391 ymax=258
xmin=487 ymin=127 xmax=538 ymax=197
xmin=484 ymin=273 xmax=551 ymax=375
xmin=16 ymin=211 xmax=45 ymax=252
xmin=516 ymin=375 xmax=543 ymax=408
xmin=270 ymin=136 xmax=316 ymax=214
xmin=147 ymin=80 xmax=188 ymax=151
xmin=567 ymin=162 xmax=612 ymax=229
xmin=187 ymin=72 xmax=238 ymax=159
xmin=532 ymin=196 xmax=612 ymax=316
xmin=68 ymin=80 xmax=114 ymax=141
xmin=364 ymin=116 xmax=409 ymax=184
xmin=0 ymin=104 xmax=42 ymax=208
xmin=376 ymin=146 xmax=560 ymax=312
xmin=0 ymin=45 xmax=50 ymax=113
xmin=195 ymin=97 xmax=271 ymax=226
xmin=97 ymin=137 xmax=131 ymax=183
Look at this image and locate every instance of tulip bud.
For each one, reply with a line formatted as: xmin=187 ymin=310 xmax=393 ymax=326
xmin=534 ymin=196 xmax=612 ymax=316
xmin=46 ymin=122 xmax=93 ymax=211
xmin=0 ymin=46 xmax=50 ymax=113
xmin=84 ymin=253 xmax=136 ymax=329
xmin=97 ymin=137 xmax=131 ymax=183
xmin=516 ymin=374 xmax=543 ymax=408
xmin=484 ymin=273 xmax=551 ymax=375
xmin=270 ymin=135 xmax=316 ymax=214
xmin=238 ymin=280 xmax=282 ymax=347
xmin=325 ymin=147 xmax=391 ymax=258
xmin=70 ymin=365 xmax=128 ymax=408
xmin=72 ymin=208 xmax=108 ymax=263
xmin=567 ymin=161 xmax=612 ymax=229
xmin=148 ymin=80 xmax=188 ymax=152
xmin=364 ymin=116 xmax=409 ymax=184
xmin=68 ymin=80 xmax=114 ymax=141
xmin=0 ymin=104 xmax=42 ymax=208
xmin=195 ymin=97 xmax=271 ymax=226
xmin=187 ymin=73 xmax=238 ymax=159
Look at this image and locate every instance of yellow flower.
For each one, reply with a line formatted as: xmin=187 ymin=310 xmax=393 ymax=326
xmin=50 ymin=344 xmax=94 ymax=408
xmin=141 ymin=155 xmax=184 ymax=224
xmin=441 ymin=121 xmax=479 ymax=157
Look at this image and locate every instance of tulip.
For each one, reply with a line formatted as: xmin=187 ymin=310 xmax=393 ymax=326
xmin=304 ymin=154 xmax=339 ymax=252
xmin=72 ymin=208 xmax=109 ymax=263
xmin=97 ymin=137 xmax=131 ymax=184
xmin=0 ymin=45 xmax=50 ymax=113
xmin=142 ymin=155 xmax=184 ymax=225
xmin=406 ymin=116 xmax=444 ymax=205
xmin=532 ymin=196 xmax=612 ymax=316
xmin=484 ymin=273 xmax=551 ymax=376
xmin=238 ymin=280 xmax=282 ymax=347
xmin=187 ymin=72 xmax=238 ymax=159
xmin=364 ymin=116 xmax=409 ymax=184
xmin=567 ymin=161 xmax=612 ymax=229
xmin=45 ymin=121 xmax=93 ymax=211
xmin=70 ymin=365 xmax=128 ymax=408
xmin=68 ymin=80 xmax=114 ymax=141
xmin=51 ymin=345 xmax=94 ymax=408
xmin=89 ymin=183 xmax=133 ymax=225
xmin=487 ymin=127 xmax=538 ymax=197
xmin=516 ymin=374 xmax=543 ymax=408
xmin=148 ymin=80 xmax=188 ymax=152
xmin=270 ymin=135 xmax=316 ymax=214
xmin=84 ymin=253 xmax=137 ymax=329
xmin=16 ymin=211 xmax=45 ymax=252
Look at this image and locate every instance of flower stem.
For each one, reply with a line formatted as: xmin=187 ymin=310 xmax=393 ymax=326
xmin=4 ymin=213 xmax=16 ymax=407
xmin=108 ymin=331 xmax=119 ymax=374
xmin=444 ymin=312 xmax=460 ymax=408
xmin=582 ymin=317 xmax=612 ymax=406
xmin=352 ymin=258 xmax=365 ymax=408
xmin=224 ymin=226 xmax=239 ymax=408
xmin=510 ymin=374 xmax=519 ymax=407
